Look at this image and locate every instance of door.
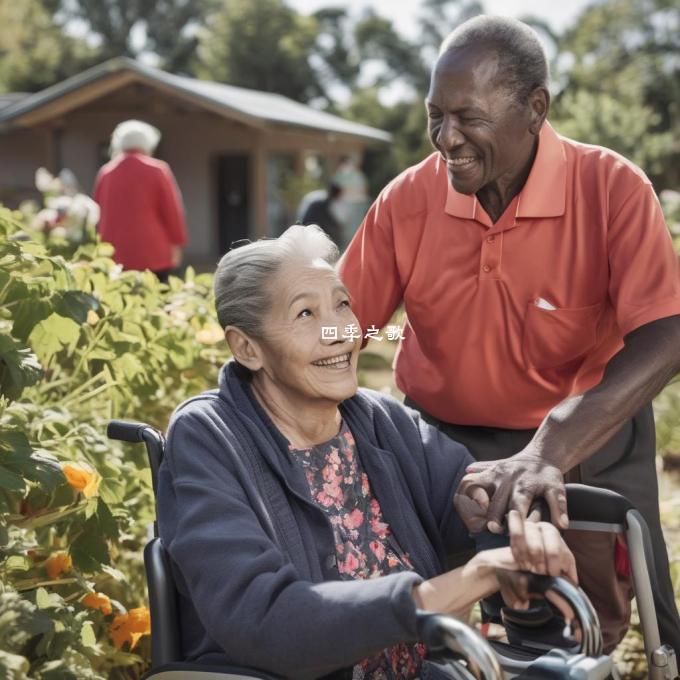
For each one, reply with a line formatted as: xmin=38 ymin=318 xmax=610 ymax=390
xmin=216 ymin=154 xmax=250 ymax=255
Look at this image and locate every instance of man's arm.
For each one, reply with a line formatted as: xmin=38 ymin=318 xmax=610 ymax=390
xmin=456 ymin=314 xmax=680 ymax=532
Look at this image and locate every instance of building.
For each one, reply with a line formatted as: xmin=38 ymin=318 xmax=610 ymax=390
xmin=0 ymin=57 xmax=389 ymax=267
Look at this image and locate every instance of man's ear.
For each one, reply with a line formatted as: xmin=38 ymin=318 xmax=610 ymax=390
xmin=528 ymin=86 xmax=550 ymax=135
xmin=224 ymin=326 xmax=264 ymax=371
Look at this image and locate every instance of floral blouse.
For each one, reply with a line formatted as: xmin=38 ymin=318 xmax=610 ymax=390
xmin=288 ymin=420 xmax=426 ymax=680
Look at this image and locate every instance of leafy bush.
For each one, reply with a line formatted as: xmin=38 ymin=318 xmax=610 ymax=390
xmin=0 ymin=206 xmax=228 ymax=678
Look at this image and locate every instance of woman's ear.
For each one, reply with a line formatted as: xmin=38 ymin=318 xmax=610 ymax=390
xmin=224 ymin=326 xmax=264 ymax=371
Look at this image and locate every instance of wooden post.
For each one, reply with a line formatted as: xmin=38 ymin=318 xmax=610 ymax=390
xmin=252 ymin=133 xmax=267 ymax=238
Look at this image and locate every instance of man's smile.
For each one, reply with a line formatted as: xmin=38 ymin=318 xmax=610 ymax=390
xmin=447 ymin=156 xmax=477 ymax=167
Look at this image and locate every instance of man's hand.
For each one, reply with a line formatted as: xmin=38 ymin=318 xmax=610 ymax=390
xmin=454 ymin=453 xmax=568 ymax=533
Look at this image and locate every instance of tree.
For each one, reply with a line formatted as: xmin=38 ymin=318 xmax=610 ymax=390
xmin=194 ymin=0 xmax=325 ymax=103
xmin=311 ymin=7 xmax=361 ymax=93
xmin=39 ymin=0 xmax=215 ymax=73
xmin=550 ymin=0 xmax=679 ymax=188
xmin=0 ymin=0 xmax=95 ymax=93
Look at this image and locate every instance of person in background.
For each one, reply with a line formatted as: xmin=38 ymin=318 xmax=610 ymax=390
xmin=332 ymin=155 xmax=371 ymax=246
xmin=297 ymin=182 xmax=344 ymax=247
xmin=93 ymin=120 xmax=188 ymax=283
xmin=338 ymin=15 xmax=680 ymax=654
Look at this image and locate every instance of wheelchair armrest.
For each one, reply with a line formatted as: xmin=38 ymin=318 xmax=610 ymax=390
xmin=565 ymin=484 xmax=634 ymax=525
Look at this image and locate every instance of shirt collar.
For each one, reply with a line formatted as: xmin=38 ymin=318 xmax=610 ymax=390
xmin=444 ymin=121 xmax=566 ymax=222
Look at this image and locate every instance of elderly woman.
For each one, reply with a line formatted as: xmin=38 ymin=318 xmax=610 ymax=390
xmin=157 ymin=225 xmax=577 ymax=680
xmin=93 ymin=120 xmax=187 ymax=282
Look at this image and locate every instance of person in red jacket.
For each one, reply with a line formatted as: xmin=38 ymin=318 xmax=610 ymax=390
xmin=93 ymin=120 xmax=188 ymax=282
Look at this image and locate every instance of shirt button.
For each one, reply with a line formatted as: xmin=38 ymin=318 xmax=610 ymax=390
xmin=325 ymin=554 xmax=337 ymax=570
xmin=486 ymin=235 xmax=495 ymax=243
xmin=482 ymin=265 xmax=491 ymax=273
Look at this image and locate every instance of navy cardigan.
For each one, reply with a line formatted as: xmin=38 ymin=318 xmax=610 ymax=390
xmin=157 ymin=361 xmax=474 ymax=679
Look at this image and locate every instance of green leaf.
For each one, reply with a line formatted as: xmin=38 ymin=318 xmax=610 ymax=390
xmin=20 ymin=454 xmax=65 ymax=492
xmin=54 ymin=291 xmax=99 ymax=325
xmin=4 ymin=555 xmax=30 ymax=572
xmin=87 ymin=348 xmax=116 ymax=361
xmin=80 ymin=621 xmax=96 ymax=649
xmin=0 ymin=430 xmax=31 ymax=457
xmin=35 ymin=587 xmax=62 ymax=609
xmin=111 ymin=353 xmax=144 ymax=382
xmin=28 ymin=314 xmax=81 ymax=364
xmin=101 ymin=565 xmax=126 ymax=582
xmin=0 ymin=466 xmax=26 ymax=493
xmin=11 ymin=297 xmax=55 ymax=342
xmin=0 ymin=335 xmax=42 ymax=401
xmin=96 ymin=499 xmax=119 ymax=540
xmin=70 ymin=515 xmax=110 ymax=572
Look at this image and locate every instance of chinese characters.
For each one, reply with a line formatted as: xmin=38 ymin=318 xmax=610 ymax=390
xmin=321 ymin=324 xmax=405 ymax=342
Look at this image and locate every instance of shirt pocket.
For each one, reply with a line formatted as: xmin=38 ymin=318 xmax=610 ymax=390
xmin=522 ymin=300 xmax=602 ymax=370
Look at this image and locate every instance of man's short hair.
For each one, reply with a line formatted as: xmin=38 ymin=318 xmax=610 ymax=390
xmin=440 ymin=15 xmax=549 ymax=103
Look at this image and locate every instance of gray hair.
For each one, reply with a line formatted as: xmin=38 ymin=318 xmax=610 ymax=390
xmin=439 ymin=16 xmax=549 ymax=103
xmin=110 ymin=119 xmax=161 ymax=157
xmin=214 ymin=224 xmax=339 ymax=337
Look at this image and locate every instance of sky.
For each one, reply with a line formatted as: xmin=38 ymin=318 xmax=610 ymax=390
xmin=288 ymin=0 xmax=595 ymax=37
xmin=287 ymin=0 xmax=595 ymax=103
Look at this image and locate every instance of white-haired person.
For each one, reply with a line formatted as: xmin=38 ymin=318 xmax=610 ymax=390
xmin=93 ymin=119 xmax=187 ymax=282
xmin=157 ymin=224 xmax=578 ymax=680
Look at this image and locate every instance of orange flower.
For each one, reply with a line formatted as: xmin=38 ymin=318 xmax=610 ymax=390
xmin=82 ymin=591 xmax=112 ymax=615
xmin=61 ymin=462 xmax=101 ymax=498
xmin=45 ymin=552 xmax=72 ymax=579
xmin=108 ymin=607 xmax=151 ymax=650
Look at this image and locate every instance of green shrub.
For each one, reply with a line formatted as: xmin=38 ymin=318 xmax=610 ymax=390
xmin=0 ymin=206 xmax=229 ymax=678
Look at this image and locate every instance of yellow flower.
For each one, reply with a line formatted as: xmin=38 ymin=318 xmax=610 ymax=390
xmin=61 ymin=462 xmax=101 ymax=498
xmin=196 ymin=323 xmax=224 ymax=345
xmin=108 ymin=607 xmax=151 ymax=650
xmin=82 ymin=591 xmax=112 ymax=615
xmin=45 ymin=552 xmax=72 ymax=579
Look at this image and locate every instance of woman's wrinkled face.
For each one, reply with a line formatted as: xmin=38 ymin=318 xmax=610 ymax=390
xmin=255 ymin=258 xmax=361 ymax=405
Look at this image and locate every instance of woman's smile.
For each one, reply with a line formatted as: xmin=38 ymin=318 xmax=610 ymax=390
xmin=311 ymin=351 xmax=352 ymax=370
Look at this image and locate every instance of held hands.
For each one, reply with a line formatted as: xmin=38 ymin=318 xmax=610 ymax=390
xmin=453 ymin=452 xmax=569 ymax=534
xmin=412 ymin=514 xmax=577 ymax=618
xmin=474 ymin=513 xmax=578 ymax=616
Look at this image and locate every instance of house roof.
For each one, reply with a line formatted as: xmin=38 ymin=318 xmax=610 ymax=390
xmin=0 ymin=57 xmax=391 ymax=144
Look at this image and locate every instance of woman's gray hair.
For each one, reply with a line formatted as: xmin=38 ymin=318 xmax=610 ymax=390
xmin=214 ymin=224 xmax=339 ymax=337
xmin=110 ymin=119 xmax=161 ymax=157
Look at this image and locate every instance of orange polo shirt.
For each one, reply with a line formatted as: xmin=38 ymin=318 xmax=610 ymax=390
xmin=338 ymin=122 xmax=680 ymax=428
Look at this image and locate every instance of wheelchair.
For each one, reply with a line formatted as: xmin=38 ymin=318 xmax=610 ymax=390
xmin=108 ymin=420 xmax=678 ymax=680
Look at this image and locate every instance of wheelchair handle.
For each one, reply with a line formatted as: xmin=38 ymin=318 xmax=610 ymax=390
xmin=523 ymin=573 xmax=603 ymax=658
xmin=107 ymin=420 xmax=165 ymax=502
xmin=417 ymin=610 xmax=503 ymax=680
xmin=107 ymin=419 xmax=150 ymax=443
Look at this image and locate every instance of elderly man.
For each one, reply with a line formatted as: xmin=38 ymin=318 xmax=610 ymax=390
xmin=94 ymin=120 xmax=187 ymax=282
xmin=338 ymin=15 xmax=680 ymax=654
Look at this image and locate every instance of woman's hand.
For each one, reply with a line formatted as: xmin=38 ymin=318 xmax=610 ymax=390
xmin=507 ymin=510 xmax=577 ymax=582
xmin=475 ymin=513 xmax=578 ymax=620
xmin=412 ymin=514 xmax=577 ymax=617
